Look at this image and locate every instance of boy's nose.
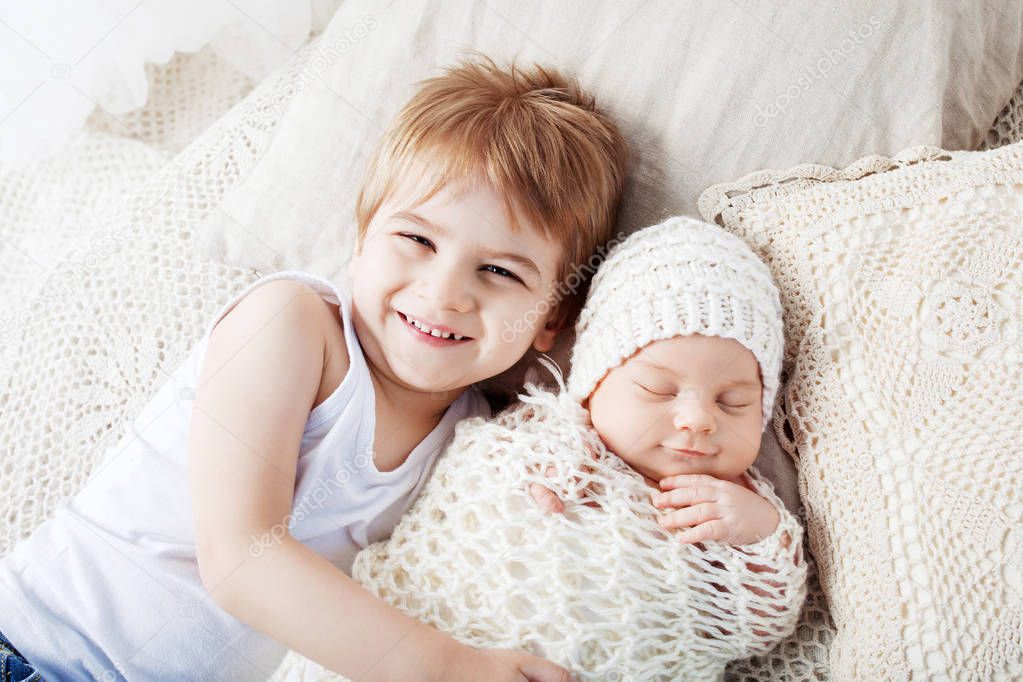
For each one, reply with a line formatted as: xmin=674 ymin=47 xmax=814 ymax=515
xmin=670 ymin=391 xmax=717 ymax=435
xmin=419 ymin=265 xmax=473 ymax=313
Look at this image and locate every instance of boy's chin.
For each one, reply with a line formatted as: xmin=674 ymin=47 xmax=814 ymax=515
xmin=396 ymin=375 xmax=469 ymax=397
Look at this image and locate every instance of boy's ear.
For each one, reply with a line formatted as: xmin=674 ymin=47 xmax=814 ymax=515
xmin=532 ymin=317 xmax=562 ymax=353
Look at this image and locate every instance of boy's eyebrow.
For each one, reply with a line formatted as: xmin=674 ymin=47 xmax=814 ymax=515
xmin=634 ymin=358 xmax=759 ymax=388
xmin=394 ymin=210 xmax=542 ymax=279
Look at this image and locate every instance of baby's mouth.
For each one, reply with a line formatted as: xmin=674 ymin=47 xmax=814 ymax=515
xmin=664 ymin=446 xmax=712 ymax=458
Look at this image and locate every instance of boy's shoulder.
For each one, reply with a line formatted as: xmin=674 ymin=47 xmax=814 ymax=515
xmin=219 ymin=278 xmax=337 ymax=339
xmin=214 ymin=278 xmax=349 ymax=411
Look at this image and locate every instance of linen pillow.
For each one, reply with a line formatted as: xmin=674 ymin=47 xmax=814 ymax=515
xmin=698 ymin=141 xmax=1023 ymax=680
xmin=197 ymin=0 xmax=1023 ymax=282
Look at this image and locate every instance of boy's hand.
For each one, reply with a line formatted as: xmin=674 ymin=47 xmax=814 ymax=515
xmin=652 ymin=473 xmax=780 ymax=546
xmin=450 ymin=646 xmax=574 ymax=681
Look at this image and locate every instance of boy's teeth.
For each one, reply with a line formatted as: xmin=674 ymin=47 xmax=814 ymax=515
xmin=406 ymin=314 xmax=464 ymax=341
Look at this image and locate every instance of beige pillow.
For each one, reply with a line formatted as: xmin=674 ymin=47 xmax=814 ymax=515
xmin=198 ymin=0 xmax=1023 ymax=284
xmin=698 ymin=141 xmax=1023 ymax=680
xmin=195 ymin=0 xmax=1023 ymax=405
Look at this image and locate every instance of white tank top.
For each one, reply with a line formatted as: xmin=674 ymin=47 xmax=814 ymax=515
xmin=0 ymin=270 xmax=492 ymax=681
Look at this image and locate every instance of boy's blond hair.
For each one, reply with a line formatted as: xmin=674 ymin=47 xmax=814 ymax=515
xmin=355 ymin=52 xmax=629 ymax=332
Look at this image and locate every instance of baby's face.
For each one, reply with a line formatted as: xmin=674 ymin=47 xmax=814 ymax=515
xmin=585 ymin=334 xmax=763 ymax=485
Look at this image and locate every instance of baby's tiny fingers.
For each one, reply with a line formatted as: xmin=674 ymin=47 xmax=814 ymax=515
xmin=651 ymin=490 xmax=687 ymax=508
xmin=653 ymin=483 xmax=717 ymax=509
xmin=660 ymin=473 xmax=719 ymax=491
xmin=672 ymin=519 xmax=725 ymax=544
xmin=529 ymin=483 xmax=565 ymax=514
xmin=657 ymin=503 xmax=718 ymax=531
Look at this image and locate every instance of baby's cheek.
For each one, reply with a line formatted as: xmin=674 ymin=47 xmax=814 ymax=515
xmin=616 ymin=399 xmax=645 ymax=433
xmin=589 ymin=398 xmax=631 ymax=455
xmin=731 ymin=418 xmax=763 ymax=465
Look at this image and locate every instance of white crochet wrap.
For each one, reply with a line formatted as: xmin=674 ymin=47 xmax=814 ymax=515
xmin=350 ymin=361 xmax=808 ymax=681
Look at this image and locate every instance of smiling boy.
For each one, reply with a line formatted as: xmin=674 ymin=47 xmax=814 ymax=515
xmin=348 ymin=174 xmax=570 ymax=472
xmin=0 ymin=54 xmax=628 ymax=681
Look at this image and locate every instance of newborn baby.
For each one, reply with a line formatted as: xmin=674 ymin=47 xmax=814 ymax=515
xmin=351 ymin=216 xmax=808 ymax=681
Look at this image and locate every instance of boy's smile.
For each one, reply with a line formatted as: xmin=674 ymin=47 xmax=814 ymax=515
xmin=348 ymin=170 xmax=565 ymax=404
xmin=396 ymin=310 xmax=472 ymax=344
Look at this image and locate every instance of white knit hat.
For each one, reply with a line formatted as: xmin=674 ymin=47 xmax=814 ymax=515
xmin=566 ymin=216 xmax=785 ymax=433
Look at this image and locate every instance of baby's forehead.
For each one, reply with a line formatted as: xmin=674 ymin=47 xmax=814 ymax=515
xmin=624 ymin=338 xmax=762 ymax=387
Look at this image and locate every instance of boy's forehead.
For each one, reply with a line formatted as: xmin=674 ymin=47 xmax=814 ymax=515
xmin=391 ymin=173 xmax=512 ymax=223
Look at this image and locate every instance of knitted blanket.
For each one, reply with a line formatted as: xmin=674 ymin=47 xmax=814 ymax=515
xmin=349 ymin=362 xmax=808 ymax=681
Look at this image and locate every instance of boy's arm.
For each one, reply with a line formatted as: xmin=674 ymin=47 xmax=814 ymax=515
xmin=186 ymin=281 xmax=481 ymax=681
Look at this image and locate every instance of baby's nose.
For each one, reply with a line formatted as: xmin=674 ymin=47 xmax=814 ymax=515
xmin=670 ymin=390 xmax=716 ymax=433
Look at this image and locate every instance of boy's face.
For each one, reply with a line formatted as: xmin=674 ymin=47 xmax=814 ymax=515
xmin=585 ymin=334 xmax=763 ymax=484
xmin=348 ymin=174 xmax=565 ymax=397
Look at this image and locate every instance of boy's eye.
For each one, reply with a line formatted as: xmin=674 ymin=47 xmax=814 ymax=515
xmin=718 ymin=400 xmax=748 ymax=410
xmin=481 ymin=264 xmax=523 ymax=283
xmin=400 ymin=233 xmax=433 ymax=249
xmin=398 ymin=234 xmax=523 ymax=284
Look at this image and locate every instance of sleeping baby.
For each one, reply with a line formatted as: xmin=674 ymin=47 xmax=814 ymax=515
xmin=351 ymin=216 xmax=808 ymax=681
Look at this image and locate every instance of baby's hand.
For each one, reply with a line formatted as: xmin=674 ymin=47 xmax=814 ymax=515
xmin=529 ymin=469 xmax=568 ymax=513
xmin=651 ymin=473 xmax=780 ymax=546
xmin=528 ymin=464 xmax=596 ymax=514
xmin=527 ymin=446 xmax=601 ymax=514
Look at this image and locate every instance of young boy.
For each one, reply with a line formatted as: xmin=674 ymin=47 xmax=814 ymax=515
xmin=0 ymin=54 xmax=628 ymax=681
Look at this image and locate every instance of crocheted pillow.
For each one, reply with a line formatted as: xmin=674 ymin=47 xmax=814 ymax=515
xmin=350 ymin=378 xmax=808 ymax=681
xmin=698 ymin=141 xmax=1023 ymax=680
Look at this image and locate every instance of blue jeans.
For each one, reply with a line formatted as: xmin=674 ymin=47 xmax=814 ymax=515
xmin=0 ymin=628 xmax=44 ymax=681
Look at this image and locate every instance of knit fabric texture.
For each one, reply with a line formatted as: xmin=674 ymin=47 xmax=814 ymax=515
xmin=350 ymin=358 xmax=808 ymax=681
xmin=566 ymin=217 xmax=785 ymax=434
